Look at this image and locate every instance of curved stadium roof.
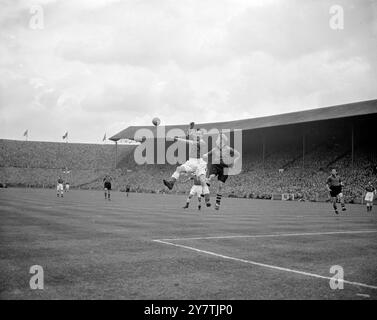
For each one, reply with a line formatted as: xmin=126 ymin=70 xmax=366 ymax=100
xmin=110 ymin=99 xmax=377 ymax=141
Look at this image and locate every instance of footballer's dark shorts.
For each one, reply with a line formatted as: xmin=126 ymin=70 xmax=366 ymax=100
xmin=329 ymin=185 xmax=342 ymax=197
xmin=209 ymin=163 xmax=228 ymax=183
xmin=104 ymin=182 xmax=112 ymax=190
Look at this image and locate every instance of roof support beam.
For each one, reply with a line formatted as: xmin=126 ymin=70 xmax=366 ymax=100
xmin=351 ymin=123 xmax=354 ymax=167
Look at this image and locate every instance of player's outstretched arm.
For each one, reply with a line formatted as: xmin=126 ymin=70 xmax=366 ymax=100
xmin=174 ymin=136 xmax=193 ymax=144
xmin=174 ymin=136 xmax=205 ymax=145
xmin=203 ymin=148 xmax=216 ymax=159
xmin=232 ymin=148 xmax=241 ymax=164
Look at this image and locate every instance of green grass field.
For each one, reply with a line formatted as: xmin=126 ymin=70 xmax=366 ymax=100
xmin=0 ymin=188 xmax=376 ymax=300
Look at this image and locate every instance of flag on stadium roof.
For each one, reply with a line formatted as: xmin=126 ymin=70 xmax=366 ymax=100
xmin=62 ymin=132 xmax=68 ymax=140
xmin=23 ymin=129 xmax=28 ymax=141
xmin=103 ymin=133 xmax=106 ymax=142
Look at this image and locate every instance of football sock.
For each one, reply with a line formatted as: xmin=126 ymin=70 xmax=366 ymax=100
xmin=204 ymin=193 xmax=211 ymax=206
xmin=216 ymin=193 xmax=222 ymax=207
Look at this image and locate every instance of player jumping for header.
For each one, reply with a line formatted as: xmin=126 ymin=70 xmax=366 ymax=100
xmin=326 ymin=169 xmax=346 ymax=214
xmin=364 ymin=181 xmax=376 ymax=212
xmin=203 ymin=132 xmax=240 ymax=210
xmin=163 ymin=122 xmax=211 ymax=207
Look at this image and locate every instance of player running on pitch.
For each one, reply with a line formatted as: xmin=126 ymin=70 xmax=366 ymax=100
xmin=57 ymin=176 xmax=64 ymax=198
xmin=65 ymin=181 xmax=70 ymax=192
xmin=364 ymin=182 xmax=376 ymax=212
xmin=163 ymin=122 xmax=211 ymax=207
xmin=182 ymin=174 xmax=203 ymax=210
xmin=326 ymin=169 xmax=346 ymax=214
xmin=203 ymin=133 xmax=240 ymax=210
xmin=103 ymin=175 xmax=113 ymax=201
xmin=125 ymin=184 xmax=130 ymax=197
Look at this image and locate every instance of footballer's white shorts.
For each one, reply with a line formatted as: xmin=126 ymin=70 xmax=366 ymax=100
xmin=190 ymin=185 xmax=203 ymax=197
xmin=365 ymin=192 xmax=374 ymax=202
xmin=57 ymin=183 xmax=64 ymax=191
xmin=65 ymin=184 xmax=70 ymax=191
xmin=180 ymin=158 xmax=207 ymax=177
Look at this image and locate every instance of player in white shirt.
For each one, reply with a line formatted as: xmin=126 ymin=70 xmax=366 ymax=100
xmin=364 ymin=182 xmax=376 ymax=212
xmin=56 ymin=176 xmax=64 ymax=197
xmin=163 ymin=122 xmax=211 ymax=207
xmin=183 ymin=175 xmax=203 ymax=210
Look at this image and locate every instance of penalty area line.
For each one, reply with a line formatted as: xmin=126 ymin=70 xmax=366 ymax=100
xmin=155 ymin=229 xmax=377 ymax=241
xmin=153 ymin=239 xmax=377 ymax=290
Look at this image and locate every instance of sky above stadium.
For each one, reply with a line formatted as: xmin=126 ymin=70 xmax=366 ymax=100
xmin=0 ymin=0 xmax=376 ymax=143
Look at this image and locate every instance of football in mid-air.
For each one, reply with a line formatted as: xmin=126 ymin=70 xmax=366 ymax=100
xmin=152 ymin=117 xmax=161 ymax=126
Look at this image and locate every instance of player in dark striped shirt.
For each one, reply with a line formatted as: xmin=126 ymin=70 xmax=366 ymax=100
xmin=203 ymin=133 xmax=240 ymax=211
xmin=326 ymin=169 xmax=346 ymax=214
xmin=103 ymin=175 xmax=112 ymax=201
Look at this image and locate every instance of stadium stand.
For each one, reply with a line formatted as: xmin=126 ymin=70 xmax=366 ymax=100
xmin=1 ymin=100 xmax=376 ymax=203
xmin=109 ymin=99 xmax=377 ymax=203
xmin=0 ymin=139 xmax=376 ymax=202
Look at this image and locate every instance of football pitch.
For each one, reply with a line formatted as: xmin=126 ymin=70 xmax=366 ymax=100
xmin=0 ymin=188 xmax=376 ymax=300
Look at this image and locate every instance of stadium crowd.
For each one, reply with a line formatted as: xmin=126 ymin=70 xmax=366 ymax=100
xmin=0 ymin=139 xmax=132 ymax=188
xmin=1 ymin=139 xmax=376 ymax=203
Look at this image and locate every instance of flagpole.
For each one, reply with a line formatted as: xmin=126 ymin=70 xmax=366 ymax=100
xmin=63 ymin=132 xmax=68 ymax=143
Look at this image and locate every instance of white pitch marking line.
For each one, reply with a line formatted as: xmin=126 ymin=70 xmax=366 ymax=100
xmin=156 ymin=230 xmax=377 ymax=241
xmin=153 ymin=239 xmax=377 ymax=290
